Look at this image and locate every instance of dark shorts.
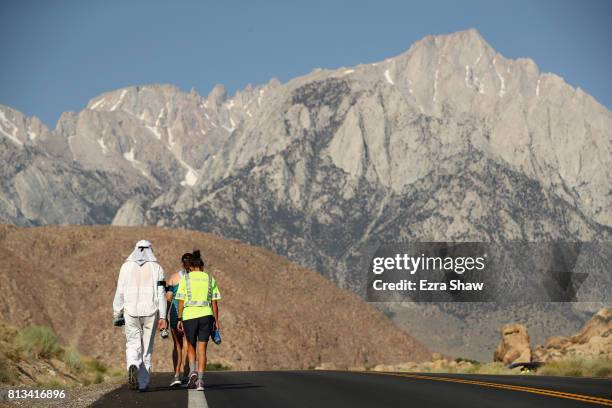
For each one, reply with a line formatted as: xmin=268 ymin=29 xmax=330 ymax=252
xmin=183 ymin=315 xmax=215 ymax=345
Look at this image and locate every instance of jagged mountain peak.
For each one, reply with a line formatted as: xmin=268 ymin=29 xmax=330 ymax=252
xmin=0 ymin=104 xmax=50 ymax=147
xmin=85 ymin=84 xmax=187 ymax=114
xmin=207 ymin=84 xmax=227 ymax=107
xmin=410 ymin=28 xmax=492 ymax=55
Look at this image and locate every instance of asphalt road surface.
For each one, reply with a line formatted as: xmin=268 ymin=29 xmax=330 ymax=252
xmin=92 ymin=370 xmax=612 ymax=408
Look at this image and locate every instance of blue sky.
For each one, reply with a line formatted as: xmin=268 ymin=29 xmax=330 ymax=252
xmin=1 ymin=0 xmax=610 ymax=127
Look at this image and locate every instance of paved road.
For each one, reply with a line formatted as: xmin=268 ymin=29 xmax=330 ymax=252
xmin=92 ymin=371 xmax=612 ymax=407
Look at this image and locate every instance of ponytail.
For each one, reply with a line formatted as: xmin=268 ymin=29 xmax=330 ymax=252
xmin=190 ymin=249 xmax=205 ymax=269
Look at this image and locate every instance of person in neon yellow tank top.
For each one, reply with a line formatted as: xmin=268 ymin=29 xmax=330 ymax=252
xmin=176 ymin=250 xmax=221 ymax=391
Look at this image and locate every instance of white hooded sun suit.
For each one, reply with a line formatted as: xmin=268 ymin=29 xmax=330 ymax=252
xmin=113 ymin=240 xmax=167 ymax=389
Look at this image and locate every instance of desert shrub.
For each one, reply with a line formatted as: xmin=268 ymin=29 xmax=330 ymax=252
xmin=583 ymin=356 xmax=612 ymax=378
xmin=593 ymin=362 xmax=612 ymax=378
xmin=0 ymin=339 xmax=22 ymax=362
xmin=455 ymin=357 xmax=480 ymax=365
xmin=17 ymin=326 xmax=61 ymax=359
xmin=108 ymin=368 xmax=124 ymax=377
xmin=94 ymin=372 xmax=104 ymax=384
xmin=0 ymin=354 xmax=16 ymax=383
xmin=76 ymin=358 xmax=110 ymax=385
xmin=206 ymin=362 xmax=230 ymax=371
xmin=474 ymin=362 xmax=518 ymax=375
xmin=539 ymin=357 xmax=612 ymax=378
xmin=565 ymin=368 xmax=583 ymax=377
xmin=422 ymin=361 xmax=519 ymax=375
xmin=539 ymin=360 xmax=581 ymax=376
xmin=463 ymin=363 xmax=482 ymax=374
xmin=84 ymin=358 xmax=107 ymax=374
xmin=36 ymin=377 xmax=65 ymax=388
xmin=62 ymin=347 xmax=84 ymax=373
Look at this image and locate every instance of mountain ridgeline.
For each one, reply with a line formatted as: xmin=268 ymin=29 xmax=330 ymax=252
xmin=1 ymin=29 xmax=610 ymax=359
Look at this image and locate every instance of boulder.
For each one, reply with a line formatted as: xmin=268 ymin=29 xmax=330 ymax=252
xmin=430 ymin=353 xmax=450 ymax=369
xmin=494 ymin=323 xmax=531 ymax=364
xmin=431 ymin=353 xmax=443 ymax=361
xmin=533 ymin=308 xmax=611 ymax=362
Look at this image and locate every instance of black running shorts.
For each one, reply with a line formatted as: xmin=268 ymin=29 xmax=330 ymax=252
xmin=183 ymin=315 xmax=214 ymax=345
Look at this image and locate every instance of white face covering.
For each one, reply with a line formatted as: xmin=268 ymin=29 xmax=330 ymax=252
xmin=126 ymin=240 xmax=158 ymax=266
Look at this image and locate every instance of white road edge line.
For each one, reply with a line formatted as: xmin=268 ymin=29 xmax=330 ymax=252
xmin=188 ymin=388 xmax=209 ymax=408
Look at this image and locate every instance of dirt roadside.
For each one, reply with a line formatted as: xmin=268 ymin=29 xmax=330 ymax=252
xmin=0 ymin=378 xmax=123 ymax=408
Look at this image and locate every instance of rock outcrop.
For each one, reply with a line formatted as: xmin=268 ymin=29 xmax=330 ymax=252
xmin=534 ymin=308 xmax=611 ymax=362
xmin=112 ymin=197 xmax=148 ymax=226
xmin=494 ymin=324 xmax=532 ymax=364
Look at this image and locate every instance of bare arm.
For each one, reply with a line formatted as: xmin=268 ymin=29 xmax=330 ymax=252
xmin=165 ymin=298 xmax=172 ymax=321
xmin=176 ymin=299 xmax=185 ymax=332
xmin=165 ymin=273 xmax=175 ymax=307
xmin=178 ymin=299 xmax=184 ymax=320
xmin=165 ymin=272 xmax=179 ymax=302
xmin=175 ymin=276 xmax=186 ymax=332
xmin=212 ymin=300 xmax=220 ymax=329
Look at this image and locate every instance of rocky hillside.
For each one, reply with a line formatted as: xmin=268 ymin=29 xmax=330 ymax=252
xmin=488 ymin=308 xmax=611 ymax=377
xmin=360 ymin=309 xmax=611 ymax=378
xmin=534 ymin=308 xmax=611 ymax=363
xmin=0 ymin=224 xmax=428 ymax=371
xmin=492 ymin=308 xmax=611 ymax=366
xmin=1 ymin=29 xmax=610 ymax=359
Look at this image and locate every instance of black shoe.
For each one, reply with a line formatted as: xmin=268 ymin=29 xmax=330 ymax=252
xmin=128 ymin=365 xmax=138 ymax=390
xmin=137 ymin=386 xmax=149 ymax=393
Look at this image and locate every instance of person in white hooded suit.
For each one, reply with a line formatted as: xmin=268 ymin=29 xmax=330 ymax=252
xmin=113 ymin=240 xmax=167 ymax=391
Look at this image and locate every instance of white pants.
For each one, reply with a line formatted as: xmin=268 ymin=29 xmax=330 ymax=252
xmin=124 ymin=313 xmax=158 ymax=389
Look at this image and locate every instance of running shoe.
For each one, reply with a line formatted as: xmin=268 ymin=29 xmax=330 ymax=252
xmin=128 ymin=365 xmax=138 ymax=390
xmin=196 ymin=380 xmax=205 ymax=391
xmin=187 ymin=371 xmax=198 ymax=389
xmin=170 ymin=376 xmax=181 ymax=387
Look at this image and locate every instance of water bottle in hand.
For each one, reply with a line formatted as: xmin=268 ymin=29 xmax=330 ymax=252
xmin=212 ymin=328 xmax=221 ymax=345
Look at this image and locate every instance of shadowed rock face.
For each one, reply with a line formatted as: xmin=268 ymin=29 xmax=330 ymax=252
xmin=1 ymin=29 xmax=610 ymax=359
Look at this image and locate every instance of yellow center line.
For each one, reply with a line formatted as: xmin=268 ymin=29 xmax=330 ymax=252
xmin=358 ymin=371 xmax=612 ymax=406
